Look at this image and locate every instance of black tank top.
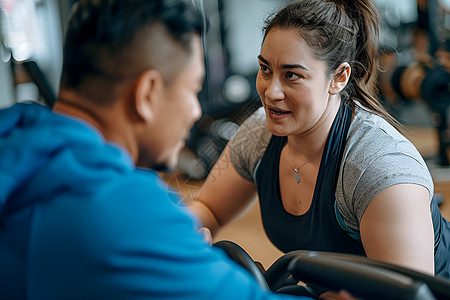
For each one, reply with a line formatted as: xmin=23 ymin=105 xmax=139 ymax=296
xmin=255 ymin=103 xmax=365 ymax=255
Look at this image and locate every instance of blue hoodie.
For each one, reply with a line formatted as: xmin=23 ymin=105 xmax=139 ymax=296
xmin=0 ymin=103 xmax=304 ymax=300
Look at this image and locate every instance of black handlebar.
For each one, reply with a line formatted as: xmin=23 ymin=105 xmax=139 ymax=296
xmin=214 ymin=240 xmax=450 ymax=299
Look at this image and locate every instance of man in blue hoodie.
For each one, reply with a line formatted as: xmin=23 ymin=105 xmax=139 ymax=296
xmin=0 ymin=1 xmax=318 ymax=299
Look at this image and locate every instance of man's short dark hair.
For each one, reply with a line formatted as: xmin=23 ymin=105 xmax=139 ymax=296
xmin=60 ymin=0 xmax=204 ymax=97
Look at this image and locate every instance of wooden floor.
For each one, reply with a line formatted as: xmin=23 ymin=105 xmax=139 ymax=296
xmin=162 ymin=125 xmax=450 ymax=269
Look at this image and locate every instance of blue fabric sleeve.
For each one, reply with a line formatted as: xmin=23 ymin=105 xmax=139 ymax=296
xmin=27 ymin=171 xmax=303 ymax=300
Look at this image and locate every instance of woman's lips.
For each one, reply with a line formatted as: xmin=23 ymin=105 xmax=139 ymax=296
xmin=267 ymin=106 xmax=291 ymax=120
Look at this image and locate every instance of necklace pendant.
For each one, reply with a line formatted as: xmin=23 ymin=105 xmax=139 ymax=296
xmin=294 ymin=168 xmax=300 ymax=183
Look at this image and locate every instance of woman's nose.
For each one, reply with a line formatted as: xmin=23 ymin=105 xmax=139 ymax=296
xmin=264 ymin=77 xmax=285 ymax=100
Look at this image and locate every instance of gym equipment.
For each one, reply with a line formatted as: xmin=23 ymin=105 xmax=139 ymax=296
xmin=389 ymin=60 xmax=450 ymax=166
xmin=214 ymin=240 xmax=450 ymax=300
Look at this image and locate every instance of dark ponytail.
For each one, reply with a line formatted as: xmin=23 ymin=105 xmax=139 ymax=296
xmin=263 ymin=0 xmax=402 ymax=131
xmin=345 ymin=0 xmax=402 ymax=130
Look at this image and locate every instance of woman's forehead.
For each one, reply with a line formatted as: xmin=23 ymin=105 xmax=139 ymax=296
xmin=260 ymin=28 xmax=321 ymax=67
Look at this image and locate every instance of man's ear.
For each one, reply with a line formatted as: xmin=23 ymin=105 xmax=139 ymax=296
xmin=133 ymin=69 xmax=164 ymax=122
xmin=329 ymin=62 xmax=351 ymax=95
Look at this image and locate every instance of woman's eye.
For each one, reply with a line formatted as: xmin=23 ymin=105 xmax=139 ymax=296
xmin=260 ymin=65 xmax=270 ymax=73
xmin=285 ymin=71 xmax=300 ymax=80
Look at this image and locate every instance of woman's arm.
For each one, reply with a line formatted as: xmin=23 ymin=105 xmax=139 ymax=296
xmin=360 ymin=183 xmax=434 ymax=275
xmin=189 ymin=145 xmax=258 ymax=236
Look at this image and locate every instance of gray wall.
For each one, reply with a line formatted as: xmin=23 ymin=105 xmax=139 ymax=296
xmin=0 ymin=57 xmax=14 ymax=109
xmin=223 ymin=0 xmax=288 ymax=76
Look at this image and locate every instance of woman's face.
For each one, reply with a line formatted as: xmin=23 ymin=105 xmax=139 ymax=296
xmin=256 ymin=28 xmax=339 ymax=137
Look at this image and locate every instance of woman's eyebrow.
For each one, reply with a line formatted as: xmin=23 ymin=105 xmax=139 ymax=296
xmin=281 ymin=63 xmax=310 ymax=71
xmin=257 ymin=55 xmax=270 ymax=65
xmin=257 ymin=55 xmax=310 ymax=71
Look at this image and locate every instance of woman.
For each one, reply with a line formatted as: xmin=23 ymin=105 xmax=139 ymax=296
xmin=190 ymin=0 xmax=450 ymax=278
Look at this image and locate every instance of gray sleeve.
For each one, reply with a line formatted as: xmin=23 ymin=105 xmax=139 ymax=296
xmin=228 ymin=107 xmax=272 ymax=182
xmin=336 ymin=110 xmax=434 ymax=231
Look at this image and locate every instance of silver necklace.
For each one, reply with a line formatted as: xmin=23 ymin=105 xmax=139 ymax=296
xmin=288 ymin=145 xmax=323 ymax=184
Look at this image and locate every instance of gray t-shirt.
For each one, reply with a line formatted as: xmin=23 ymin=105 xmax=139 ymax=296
xmin=229 ymin=104 xmax=434 ymax=231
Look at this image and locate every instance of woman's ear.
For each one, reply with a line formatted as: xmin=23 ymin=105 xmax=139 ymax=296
xmin=133 ymin=69 xmax=164 ymax=122
xmin=329 ymin=62 xmax=351 ymax=95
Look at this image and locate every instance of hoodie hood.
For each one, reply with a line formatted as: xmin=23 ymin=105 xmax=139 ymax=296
xmin=0 ymin=102 xmax=134 ymax=215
